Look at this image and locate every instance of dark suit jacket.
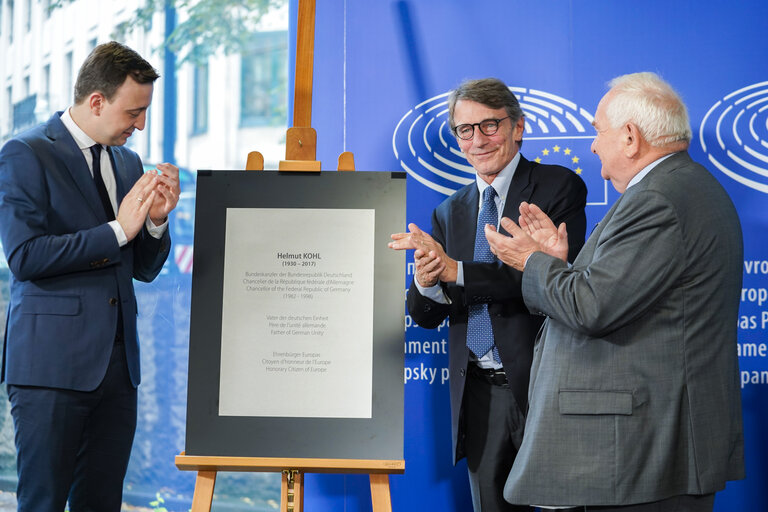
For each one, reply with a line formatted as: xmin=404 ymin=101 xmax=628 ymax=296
xmin=407 ymin=155 xmax=587 ymax=463
xmin=505 ymin=152 xmax=744 ymax=505
xmin=0 ymin=113 xmax=170 ymax=391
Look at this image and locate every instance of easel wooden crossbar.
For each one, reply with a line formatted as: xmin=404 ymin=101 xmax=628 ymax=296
xmin=176 ymin=454 xmax=405 ymax=512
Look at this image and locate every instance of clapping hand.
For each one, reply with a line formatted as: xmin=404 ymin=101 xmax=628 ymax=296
xmin=116 ymin=173 xmax=157 ymax=241
xmin=517 ymin=202 xmax=568 ymax=262
xmin=146 ymin=163 xmax=180 ymax=225
xmin=484 ymin=202 xmax=568 ymax=271
xmin=389 ymin=223 xmax=458 ymax=284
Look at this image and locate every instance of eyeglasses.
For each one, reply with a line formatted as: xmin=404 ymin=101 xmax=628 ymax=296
xmin=452 ymin=116 xmax=511 ymax=140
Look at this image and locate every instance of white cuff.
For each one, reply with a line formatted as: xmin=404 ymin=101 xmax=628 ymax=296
xmin=145 ymin=216 xmax=168 ymax=239
xmin=414 ymin=279 xmax=450 ymax=304
xmin=108 ymin=220 xmax=128 ymax=247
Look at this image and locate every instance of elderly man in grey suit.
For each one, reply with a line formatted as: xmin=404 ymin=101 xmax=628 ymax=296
xmin=485 ymin=72 xmax=745 ymax=511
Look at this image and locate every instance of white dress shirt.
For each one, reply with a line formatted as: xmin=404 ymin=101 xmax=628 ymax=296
xmin=414 ymin=152 xmax=522 ymax=368
xmin=60 ymin=108 xmax=167 ymax=245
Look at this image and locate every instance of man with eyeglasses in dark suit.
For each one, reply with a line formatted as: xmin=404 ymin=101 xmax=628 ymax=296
xmin=389 ymin=77 xmax=587 ymax=512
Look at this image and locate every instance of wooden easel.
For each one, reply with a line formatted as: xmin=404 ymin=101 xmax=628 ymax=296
xmin=177 ymin=0 xmax=404 ymax=510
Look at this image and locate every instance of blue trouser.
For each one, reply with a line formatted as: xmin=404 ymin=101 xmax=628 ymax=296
xmin=8 ymin=342 xmax=137 ymax=511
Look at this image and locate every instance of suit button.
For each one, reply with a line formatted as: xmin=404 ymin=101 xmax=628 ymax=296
xmin=108 ymin=297 xmax=118 ymax=306
xmin=459 ymin=368 xmax=466 ymax=377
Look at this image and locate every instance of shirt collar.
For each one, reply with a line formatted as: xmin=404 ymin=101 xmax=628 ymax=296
xmin=60 ymin=107 xmax=98 ymax=150
xmin=626 ymin=152 xmax=676 ymax=189
xmin=475 ymin=151 xmax=521 ymax=201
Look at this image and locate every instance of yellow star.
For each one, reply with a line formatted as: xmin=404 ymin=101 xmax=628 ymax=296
xmin=575 ymin=167 xmax=583 ymax=175
xmin=553 ymin=145 xmax=560 ymax=152
xmin=542 ymin=149 xmax=550 ymax=156
xmin=572 ymin=156 xmax=580 ymax=164
xmin=564 ymin=148 xmax=572 ymax=155
xmin=535 ymin=157 xmax=542 ymax=163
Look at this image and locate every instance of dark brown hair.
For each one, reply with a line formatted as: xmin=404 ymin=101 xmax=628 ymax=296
xmin=73 ymin=41 xmax=159 ymax=104
xmin=448 ymin=78 xmax=524 ymax=128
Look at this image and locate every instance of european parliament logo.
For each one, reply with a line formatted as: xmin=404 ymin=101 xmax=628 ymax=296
xmin=392 ymin=87 xmax=607 ymax=204
xmin=700 ymin=81 xmax=768 ymax=194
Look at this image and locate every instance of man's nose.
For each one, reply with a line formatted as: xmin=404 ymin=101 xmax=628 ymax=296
xmin=472 ymin=128 xmax=490 ymax=145
xmin=135 ymin=111 xmax=147 ymax=131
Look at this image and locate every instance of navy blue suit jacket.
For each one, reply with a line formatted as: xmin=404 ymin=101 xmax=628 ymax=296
xmin=406 ymin=155 xmax=587 ymax=463
xmin=0 ymin=113 xmax=170 ymax=391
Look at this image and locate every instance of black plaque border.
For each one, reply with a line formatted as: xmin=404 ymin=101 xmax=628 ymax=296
xmin=185 ymin=170 xmax=406 ymax=460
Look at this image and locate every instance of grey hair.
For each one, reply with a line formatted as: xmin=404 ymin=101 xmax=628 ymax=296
xmin=448 ymin=78 xmax=524 ymax=137
xmin=605 ymin=72 xmax=691 ymax=147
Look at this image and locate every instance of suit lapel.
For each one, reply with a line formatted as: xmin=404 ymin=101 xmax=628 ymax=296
xmin=44 ymin=115 xmax=108 ymax=222
xmin=500 ymin=155 xmax=535 ymax=235
xmin=574 ymin=193 xmax=626 ymax=266
xmin=455 ymin=186 xmax=480 ymax=262
xmin=107 ymin=146 xmax=128 ymax=204
xmin=455 ymin=155 xmax=534 ymax=260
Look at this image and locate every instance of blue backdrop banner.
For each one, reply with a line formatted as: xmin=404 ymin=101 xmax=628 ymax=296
xmin=295 ymin=1 xmax=768 ymax=510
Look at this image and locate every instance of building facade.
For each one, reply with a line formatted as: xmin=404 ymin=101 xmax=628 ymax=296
xmin=0 ymin=0 xmax=288 ymax=170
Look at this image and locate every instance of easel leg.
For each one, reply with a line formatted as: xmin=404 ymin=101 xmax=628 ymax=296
xmin=281 ymin=470 xmax=304 ymax=512
xmin=370 ymin=474 xmax=393 ymax=512
xmin=191 ymin=470 xmax=217 ymax=512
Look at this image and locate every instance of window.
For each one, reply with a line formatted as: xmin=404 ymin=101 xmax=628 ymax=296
xmin=41 ymin=64 xmax=50 ymax=110
xmin=13 ymin=91 xmax=36 ymax=133
xmin=8 ymin=0 xmax=14 ymax=44
xmin=240 ymin=31 xmax=287 ymax=127
xmin=64 ymin=50 xmax=72 ymax=104
xmin=191 ymin=62 xmax=208 ymax=134
xmin=5 ymin=85 xmax=12 ymax=132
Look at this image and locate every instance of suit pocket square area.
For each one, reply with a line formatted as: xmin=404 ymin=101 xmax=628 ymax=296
xmin=20 ymin=294 xmax=81 ymax=315
xmin=559 ymin=389 xmax=633 ymax=415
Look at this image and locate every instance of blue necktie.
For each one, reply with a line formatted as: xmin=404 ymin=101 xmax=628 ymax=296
xmin=90 ymin=144 xmax=115 ymax=221
xmin=466 ymin=186 xmax=500 ymax=363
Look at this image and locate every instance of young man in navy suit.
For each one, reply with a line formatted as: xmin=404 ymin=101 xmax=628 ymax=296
xmin=0 ymin=41 xmax=179 ymax=510
xmin=390 ymin=78 xmax=587 ymax=512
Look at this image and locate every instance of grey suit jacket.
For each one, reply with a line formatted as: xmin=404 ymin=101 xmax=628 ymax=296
xmin=504 ymin=152 xmax=745 ymax=506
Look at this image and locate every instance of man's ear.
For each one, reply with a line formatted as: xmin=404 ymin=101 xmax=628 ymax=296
xmin=623 ymin=122 xmax=641 ymax=158
xmin=513 ymin=116 xmax=525 ymax=147
xmin=88 ymin=92 xmax=105 ymax=115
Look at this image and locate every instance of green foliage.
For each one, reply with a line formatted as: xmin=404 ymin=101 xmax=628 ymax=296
xmin=51 ymin=0 xmax=287 ymax=65
xmin=149 ymin=492 xmax=169 ymax=512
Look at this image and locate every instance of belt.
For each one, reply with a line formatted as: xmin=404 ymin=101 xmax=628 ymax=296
xmin=467 ymin=362 xmax=508 ymax=386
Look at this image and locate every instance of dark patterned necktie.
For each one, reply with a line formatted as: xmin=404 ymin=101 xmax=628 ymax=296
xmin=90 ymin=144 xmax=115 ymax=221
xmin=89 ymin=144 xmax=124 ymax=340
xmin=466 ymin=186 xmax=500 ymax=362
